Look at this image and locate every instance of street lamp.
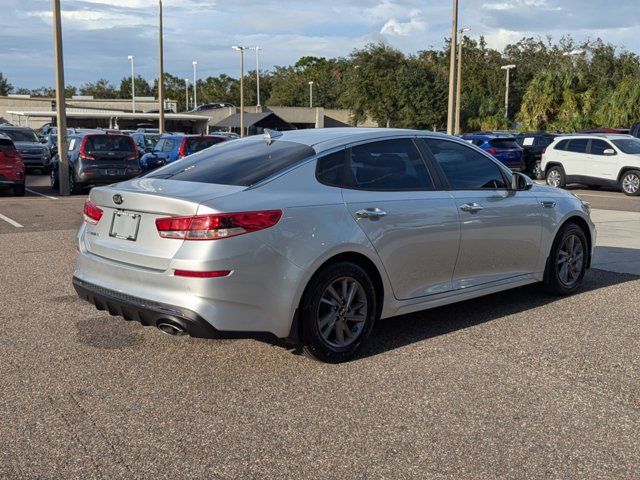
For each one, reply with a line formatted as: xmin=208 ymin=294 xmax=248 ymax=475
xmin=309 ymin=81 xmax=314 ymax=108
xmin=52 ymin=0 xmax=69 ymax=195
xmin=446 ymin=0 xmax=459 ymax=135
xmin=192 ymin=60 xmax=198 ymax=110
xmin=128 ymin=55 xmax=135 ymax=113
xmin=248 ymin=46 xmax=261 ymax=107
xmin=158 ymin=0 xmax=165 ymax=133
xmin=232 ymin=46 xmax=245 ymax=137
xmin=184 ymin=78 xmax=189 ymax=111
xmin=454 ymin=27 xmax=470 ymax=135
xmin=501 ymin=64 xmax=516 ymax=119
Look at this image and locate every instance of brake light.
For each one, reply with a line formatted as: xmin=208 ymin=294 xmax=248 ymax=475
xmin=155 ymin=210 xmax=282 ymax=240
xmin=174 ymin=269 xmax=231 ymax=278
xmin=178 ymin=139 xmax=187 ymax=158
xmin=83 ymin=200 xmax=103 ymax=225
xmin=78 ymin=137 xmax=95 ymax=160
xmin=485 ymin=148 xmax=499 ymax=156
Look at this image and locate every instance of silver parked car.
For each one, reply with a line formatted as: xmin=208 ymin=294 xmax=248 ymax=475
xmin=73 ymin=128 xmax=596 ymax=363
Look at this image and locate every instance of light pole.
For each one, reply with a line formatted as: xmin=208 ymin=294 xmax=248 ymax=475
xmin=501 ymin=64 xmax=516 ymax=119
xmin=184 ymin=78 xmax=189 ymax=111
xmin=128 ymin=55 xmax=135 ymax=112
xmin=454 ymin=27 xmax=469 ymax=135
xmin=446 ymin=0 xmax=459 ymax=135
xmin=232 ymin=46 xmax=245 ymax=137
xmin=192 ymin=60 xmax=198 ymax=110
xmin=52 ymin=0 xmax=69 ymax=195
xmin=158 ymin=0 xmax=165 ymax=133
xmin=309 ymin=81 xmax=314 ymax=108
xmin=248 ymin=46 xmax=261 ymax=106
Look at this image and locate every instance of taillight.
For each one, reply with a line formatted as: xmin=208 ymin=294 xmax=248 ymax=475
xmin=178 ymin=140 xmax=187 ymax=158
xmin=83 ymin=200 xmax=103 ymax=225
xmin=155 ymin=210 xmax=282 ymax=240
xmin=78 ymin=137 xmax=95 ymax=160
xmin=485 ymin=148 xmax=499 ymax=156
xmin=174 ymin=269 xmax=231 ymax=278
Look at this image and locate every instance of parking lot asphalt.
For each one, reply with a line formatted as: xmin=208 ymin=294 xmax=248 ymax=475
xmin=1 ymin=175 xmax=639 ymax=478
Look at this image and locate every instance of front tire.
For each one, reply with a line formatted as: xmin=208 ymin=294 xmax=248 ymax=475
xmin=299 ymin=262 xmax=377 ymax=363
xmin=546 ymin=166 xmax=566 ymax=188
xmin=619 ymin=170 xmax=640 ymax=196
xmin=543 ymin=222 xmax=588 ymax=295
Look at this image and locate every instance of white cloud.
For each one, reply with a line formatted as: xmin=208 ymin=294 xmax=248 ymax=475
xmin=380 ymin=10 xmax=426 ymax=36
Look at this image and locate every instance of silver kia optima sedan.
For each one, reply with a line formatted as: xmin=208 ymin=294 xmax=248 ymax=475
xmin=73 ymin=128 xmax=595 ymax=362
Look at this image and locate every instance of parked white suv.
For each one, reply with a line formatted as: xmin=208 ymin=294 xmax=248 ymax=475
xmin=541 ymin=134 xmax=640 ymax=196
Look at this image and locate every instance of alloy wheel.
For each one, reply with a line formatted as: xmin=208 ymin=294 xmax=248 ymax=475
xmin=316 ymin=276 xmax=367 ymax=348
xmin=556 ymin=234 xmax=584 ymax=287
xmin=547 ymin=170 xmax=561 ymax=187
xmin=622 ymin=173 xmax=640 ymax=194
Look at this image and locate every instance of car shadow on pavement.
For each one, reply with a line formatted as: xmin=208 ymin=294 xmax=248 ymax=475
xmin=355 ymin=268 xmax=637 ymax=360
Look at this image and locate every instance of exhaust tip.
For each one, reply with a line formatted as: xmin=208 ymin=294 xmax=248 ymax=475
xmin=157 ymin=321 xmax=186 ymax=337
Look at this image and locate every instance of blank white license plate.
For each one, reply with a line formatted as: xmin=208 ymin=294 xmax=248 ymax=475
xmin=109 ymin=211 xmax=141 ymax=241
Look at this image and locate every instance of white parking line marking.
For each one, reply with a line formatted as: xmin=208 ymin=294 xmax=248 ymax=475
xmin=26 ymin=188 xmax=58 ymax=200
xmin=575 ymin=193 xmax=626 ymax=199
xmin=0 ymin=213 xmax=23 ymax=228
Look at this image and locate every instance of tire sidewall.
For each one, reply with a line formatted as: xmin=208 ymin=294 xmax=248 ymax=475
xmin=300 ymin=262 xmax=377 ymax=363
xmin=619 ymin=170 xmax=640 ymax=196
xmin=546 ymin=166 xmax=565 ymax=188
xmin=545 ymin=223 xmax=588 ymax=295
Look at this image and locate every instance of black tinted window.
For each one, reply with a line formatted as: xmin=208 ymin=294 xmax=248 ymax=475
xmin=555 ymin=140 xmax=569 ymax=150
xmin=424 ymin=139 xmax=508 ymax=190
xmin=567 ymin=139 xmax=588 ymax=153
xmin=589 ymin=139 xmax=611 ymax=155
xmin=0 ymin=138 xmax=16 ymax=152
xmin=0 ymin=129 xmax=38 ymax=142
xmin=489 ymin=138 xmax=520 ymax=149
xmin=185 ymin=137 xmax=225 ymax=154
xmin=84 ymin=135 xmax=134 ymax=153
xmin=149 ymin=137 xmax=315 ymax=186
xmin=317 ymin=139 xmax=433 ymax=191
xmin=612 ymin=139 xmax=640 ymax=154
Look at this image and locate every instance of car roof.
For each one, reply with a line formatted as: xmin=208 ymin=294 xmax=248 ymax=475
xmin=552 ymin=134 xmax=634 ymax=141
xmin=462 ymin=132 xmax=516 ymax=139
xmin=0 ymin=125 xmax=34 ymax=131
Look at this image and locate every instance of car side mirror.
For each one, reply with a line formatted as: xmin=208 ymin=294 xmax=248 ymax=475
xmin=603 ymin=148 xmax=616 ymax=156
xmin=512 ymin=171 xmax=533 ymax=191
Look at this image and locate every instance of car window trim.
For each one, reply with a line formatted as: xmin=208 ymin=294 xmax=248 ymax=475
xmin=419 ymin=137 xmax=513 ymax=192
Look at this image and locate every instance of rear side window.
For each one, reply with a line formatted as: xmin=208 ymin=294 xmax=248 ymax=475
xmin=0 ymin=138 xmax=16 ymax=152
xmin=316 ymin=138 xmax=433 ymax=191
xmin=84 ymin=135 xmax=134 ymax=153
xmin=148 ymin=136 xmax=315 ymax=186
xmin=566 ymin=139 xmax=588 ymax=153
xmin=489 ymin=138 xmax=520 ymax=149
xmin=555 ymin=140 xmax=569 ymax=150
xmin=589 ymin=139 xmax=611 ymax=155
xmin=185 ymin=137 xmax=225 ymax=155
xmin=424 ymin=138 xmax=508 ymax=190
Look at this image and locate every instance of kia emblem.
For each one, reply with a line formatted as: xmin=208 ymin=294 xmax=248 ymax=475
xmin=113 ymin=194 xmax=123 ymax=205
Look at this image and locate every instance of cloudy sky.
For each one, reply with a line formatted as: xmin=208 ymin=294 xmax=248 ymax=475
xmin=2 ymin=0 xmax=640 ymax=89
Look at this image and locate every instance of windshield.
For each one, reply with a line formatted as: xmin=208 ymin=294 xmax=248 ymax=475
xmin=1 ymin=129 xmax=38 ymax=143
xmin=148 ymin=136 xmax=315 ymax=186
xmin=84 ymin=135 xmax=135 ymax=153
xmin=489 ymin=138 xmax=520 ymax=149
xmin=612 ymin=139 xmax=640 ymax=154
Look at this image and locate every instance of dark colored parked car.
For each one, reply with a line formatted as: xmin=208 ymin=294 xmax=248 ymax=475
xmin=139 ymin=134 xmax=228 ymax=172
xmin=131 ymin=133 xmax=161 ymax=157
xmin=50 ymin=133 xmax=141 ymax=194
xmin=514 ymin=132 xmax=559 ymax=179
xmin=461 ymin=133 xmax=525 ymax=172
xmin=0 ymin=126 xmax=51 ymax=172
xmin=0 ymin=134 xmax=25 ymax=196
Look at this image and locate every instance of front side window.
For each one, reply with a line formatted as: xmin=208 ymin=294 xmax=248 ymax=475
xmin=566 ymin=139 xmax=588 ymax=153
xmin=589 ymin=139 xmax=612 ymax=156
xmin=316 ymin=138 xmax=433 ymax=191
xmin=162 ymin=139 xmax=176 ymax=152
xmin=424 ymin=138 xmax=508 ymax=190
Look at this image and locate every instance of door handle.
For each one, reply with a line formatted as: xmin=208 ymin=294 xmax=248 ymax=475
xmin=459 ymin=202 xmax=484 ymax=213
xmin=355 ymin=208 xmax=387 ymax=219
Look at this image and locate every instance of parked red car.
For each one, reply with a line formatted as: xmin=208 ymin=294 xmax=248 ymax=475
xmin=0 ymin=134 xmax=25 ymax=196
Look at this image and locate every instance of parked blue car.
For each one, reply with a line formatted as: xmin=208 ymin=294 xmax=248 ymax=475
xmin=461 ymin=132 xmax=525 ymax=172
xmin=139 ymin=133 xmax=228 ymax=172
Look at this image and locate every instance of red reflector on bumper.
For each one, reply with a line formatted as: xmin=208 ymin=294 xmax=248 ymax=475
xmin=174 ymin=269 xmax=231 ymax=278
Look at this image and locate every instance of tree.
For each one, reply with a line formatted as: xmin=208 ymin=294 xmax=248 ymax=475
xmin=79 ymin=78 xmax=118 ymax=98
xmin=118 ymin=75 xmax=153 ymax=100
xmin=0 ymin=72 xmax=12 ymax=96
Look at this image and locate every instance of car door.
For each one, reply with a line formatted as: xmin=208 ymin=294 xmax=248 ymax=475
xmin=331 ymin=137 xmax=461 ymax=300
xmin=422 ymin=138 xmax=543 ymax=290
xmin=587 ymin=139 xmax=618 ymax=181
xmin=563 ymin=138 xmax=589 ymax=178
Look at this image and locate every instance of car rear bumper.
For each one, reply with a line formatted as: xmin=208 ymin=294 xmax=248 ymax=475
xmin=76 ymin=171 xmax=141 ymax=184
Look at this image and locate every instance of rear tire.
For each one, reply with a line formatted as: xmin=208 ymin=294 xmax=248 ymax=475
xmin=70 ymin=171 xmax=82 ymax=195
xmin=546 ymin=166 xmax=566 ymax=188
xmin=13 ymin=182 xmax=25 ymax=196
xmin=50 ymin=167 xmax=59 ymax=189
xmin=619 ymin=170 xmax=640 ymax=196
xmin=543 ymin=222 xmax=588 ymax=295
xmin=299 ymin=262 xmax=377 ymax=363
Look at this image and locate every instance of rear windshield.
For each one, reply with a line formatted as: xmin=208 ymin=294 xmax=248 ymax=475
xmin=0 ymin=129 xmax=38 ymax=143
xmin=148 ymin=136 xmax=315 ymax=186
xmin=612 ymin=139 xmax=640 ymax=154
xmin=0 ymin=138 xmax=16 ymax=152
xmin=84 ymin=135 xmax=134 ymax=153
xmin=184 ymin=136 xmax=225 ymax=154
xmin=489 ymin=138 xmax=520 ymax=149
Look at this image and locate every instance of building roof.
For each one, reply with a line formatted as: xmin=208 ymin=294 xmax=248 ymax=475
xmin=214 ymin=112 xmax=295 ymax=130
xmin=6 ymin=110 xmax=209 ymax=121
